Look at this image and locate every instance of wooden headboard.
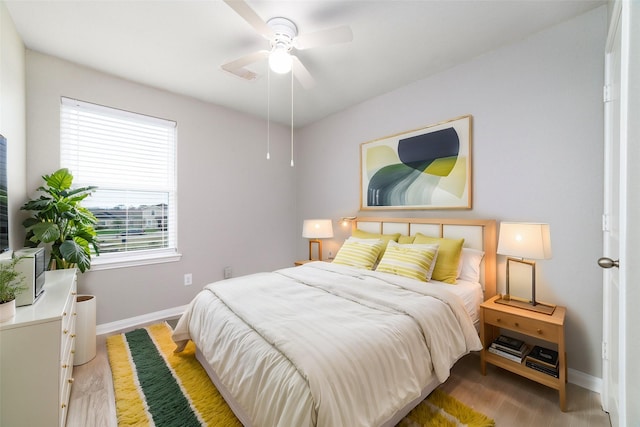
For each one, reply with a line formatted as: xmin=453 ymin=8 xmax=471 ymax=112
xmin=352 ymin=217 xmax=497 ymax=300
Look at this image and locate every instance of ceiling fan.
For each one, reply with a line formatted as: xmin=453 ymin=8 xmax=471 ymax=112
xmin=221 ymin=0 xmax=353 ymax=89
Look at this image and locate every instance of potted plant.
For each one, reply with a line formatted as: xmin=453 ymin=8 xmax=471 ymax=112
xmin=0 ymin=256 xmax=25 ymax=321
xmin=21 ymin=168 xmax=100 ymax=273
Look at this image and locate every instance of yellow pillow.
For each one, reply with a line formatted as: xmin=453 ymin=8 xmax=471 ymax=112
xmin=412 ymin=233 xmax=464 ymax=284
xmin=375 ymin=241 xmax=439 ymax=282
xmin=352 ymin=229 xmax=401 ymax=260
xmin=398 ymin=235 xmax=416 ymax=244
xmin=333 ymin=239 xmax=384 ymax=270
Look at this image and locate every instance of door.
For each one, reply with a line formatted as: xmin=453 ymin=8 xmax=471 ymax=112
xmin=601 ymin=1 xmax=640 ymax=426
xmin=601 ymin=4 xmax=621 ymax=420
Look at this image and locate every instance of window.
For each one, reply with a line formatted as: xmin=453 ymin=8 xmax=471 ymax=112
xmin=60 ymin=97 xmax=179 ymax=269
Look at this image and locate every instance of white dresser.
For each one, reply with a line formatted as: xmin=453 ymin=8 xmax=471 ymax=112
xmin=0 ymin=269 xmax=78 ymax=427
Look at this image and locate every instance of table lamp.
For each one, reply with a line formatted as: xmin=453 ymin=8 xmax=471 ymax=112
xmin=496 ymin=222 xmax=554 ymax=314
xmin=302 ymin=219 xmax=334 ymax=261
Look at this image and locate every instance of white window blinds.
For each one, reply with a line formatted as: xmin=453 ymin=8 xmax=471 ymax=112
xmin=60 ymin=97 xmax=178 ymax=264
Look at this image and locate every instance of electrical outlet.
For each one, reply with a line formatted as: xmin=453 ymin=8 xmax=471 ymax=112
xmin=224 ymin=266 xmax=232 ymax=279
xmin=184 ymin=273 xmax=192 ymax=286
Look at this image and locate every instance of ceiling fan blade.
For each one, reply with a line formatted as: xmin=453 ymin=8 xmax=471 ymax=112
xmin=221 ymin=50 xmax=269 ymax=80
xmin=291 ymin=55 xmax=316 ymax=90
xmin=222 ymin=50 xmax=269 ymax=70
xmin=223 ymin=0 xmax=274 ymax=39
xmin=294 ymin=25 xmax=353 ymax=50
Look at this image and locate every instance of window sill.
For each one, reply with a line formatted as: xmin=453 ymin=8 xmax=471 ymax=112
xmin=89 ymin=251 xmax=182 ymax=271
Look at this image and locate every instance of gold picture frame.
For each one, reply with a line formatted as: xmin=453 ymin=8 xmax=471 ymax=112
xmin=360 ymin=115 xmax=472 ymax=210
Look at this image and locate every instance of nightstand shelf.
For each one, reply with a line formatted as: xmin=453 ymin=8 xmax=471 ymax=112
xmin=480 ymin=295 xmax=567 ymax=411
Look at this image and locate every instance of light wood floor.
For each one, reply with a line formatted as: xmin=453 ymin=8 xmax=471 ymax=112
xmin=67 ymin=322 xmax=611 ymax=427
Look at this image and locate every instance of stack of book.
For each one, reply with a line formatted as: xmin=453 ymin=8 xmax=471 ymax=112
xmin=488 ymin=335 xmax=528 ymax=363
xmin=525 ymin=345 xmax=559 ymax=377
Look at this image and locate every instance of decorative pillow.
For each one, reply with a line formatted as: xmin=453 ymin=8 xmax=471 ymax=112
xmin=351 ymin=229 xmax=401 ymax=260
xmin=332 ymin=238 xmax=384 ymax=270
xmin=412 ymin=233 xmax=465 ymax=284
xmin=398 ymin=235 xmax=416 ymax=244
xmin=375 ymin=241 xmax=439 ymax=282
xmin=344 ymin=237 xmax=384 ymax=245
xmin=457 ymin=247 xmax=485 ymax=283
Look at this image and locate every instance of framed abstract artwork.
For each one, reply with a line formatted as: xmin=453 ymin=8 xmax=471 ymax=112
xmin=360 ymin=115 xmax=472 ymax=210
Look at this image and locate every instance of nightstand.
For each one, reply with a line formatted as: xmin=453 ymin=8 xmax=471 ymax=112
xmin=294 ymin=259 xmax=331 ymax=266
xmin=480 ymin=295 xmax=567 ymax=411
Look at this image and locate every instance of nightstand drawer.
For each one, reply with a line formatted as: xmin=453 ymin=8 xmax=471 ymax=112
xmin=483 ymin=308 xmax=559 ymax=341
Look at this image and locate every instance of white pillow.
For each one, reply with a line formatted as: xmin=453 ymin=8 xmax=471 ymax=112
xmin=375 ymin=241 xmax=439 ymax=282
xmin=457 ymin=247 xmax=485 ymax=283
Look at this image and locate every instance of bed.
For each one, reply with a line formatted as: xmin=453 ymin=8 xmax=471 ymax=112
xmin=172 ymin=217 xmax=497 ymax=427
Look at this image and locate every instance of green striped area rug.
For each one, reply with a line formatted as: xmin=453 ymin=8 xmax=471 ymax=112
xmin=107 ymin=322 xmax=494 ymax=427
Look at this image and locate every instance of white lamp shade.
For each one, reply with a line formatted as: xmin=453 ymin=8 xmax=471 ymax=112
xmin=302 ymin=219 xmax=334 ymax=239
xmin=497 ymin=222 xmax=552 ymax=260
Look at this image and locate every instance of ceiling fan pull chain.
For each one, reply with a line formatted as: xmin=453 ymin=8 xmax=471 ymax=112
xmin=267 ymin=68 xmax=271 ymax=160
xmin=290 ymin=70 xmax=294 ymax=167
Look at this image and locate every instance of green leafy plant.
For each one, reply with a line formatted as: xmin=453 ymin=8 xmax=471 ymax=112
xmin=0 ymin=256 xmax=25 ymax=303
xmin=21 ymin=168 xmax=99 ymax=273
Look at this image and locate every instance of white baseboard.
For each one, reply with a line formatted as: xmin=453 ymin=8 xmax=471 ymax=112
xmin=568 ymin=367 xmax=603 ymax=395
xmin=96 ymin=305 xmax=187 ymax=336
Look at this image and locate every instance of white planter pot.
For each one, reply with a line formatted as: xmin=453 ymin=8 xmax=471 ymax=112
xmin=74 ymin=295 xmax=96 ymax=365
xmin=0 ymin=299 xmax=16 ymax=322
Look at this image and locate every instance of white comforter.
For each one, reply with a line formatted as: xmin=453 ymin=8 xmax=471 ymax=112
xmin=172 ymin=261 xmax=482 ymax=427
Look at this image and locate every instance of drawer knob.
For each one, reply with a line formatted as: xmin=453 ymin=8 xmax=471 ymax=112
xmin=496 ymin=318 xmax=502 ymax=322
xmin=514 ymin=322 xmax=519 ymax=327
xmin=68 ymin=378 xmax=75 ymax=384
xmin=63 ymin=329 xmax=69 ymax=334
xmin=61 ymin=403 xmax=67 ymax=409
xmin=71 ymin=334 xmax=77 ymax=338
xmin=62 ymin=364 xmax=68 ymax=369
xmin=537 ymin=329 xmax=543 ymax=334
xmin=63 ymin=312 xmax=67 ymax=316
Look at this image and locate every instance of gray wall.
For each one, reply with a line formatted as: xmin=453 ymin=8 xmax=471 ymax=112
xmin=295 ymin=7 xmax=607 ymax=379
xmin=25 ymin=51 xmax=297 ymax=325
xmin=0 ymin=0 xmax=27 ymax=251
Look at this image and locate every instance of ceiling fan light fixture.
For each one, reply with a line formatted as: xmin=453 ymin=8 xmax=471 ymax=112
xmin=269 ymin=47 xmax=293 ymax=74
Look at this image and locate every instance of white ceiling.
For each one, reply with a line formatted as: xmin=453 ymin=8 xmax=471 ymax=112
xmin=5 ymin=0 xmax=604 ymax=127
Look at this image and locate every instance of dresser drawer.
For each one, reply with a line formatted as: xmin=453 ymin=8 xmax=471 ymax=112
xmin=483 ymin=308 xmax=560 ymax=341
xmin=60 ymin=281 xmax=77 ymax=356
xmin=60 ymin=319 xmax=76 ymax=385
xmin=60 ymin=363 xmax=74 ymax=426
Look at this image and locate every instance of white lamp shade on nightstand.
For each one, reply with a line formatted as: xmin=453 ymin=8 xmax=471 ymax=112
xmin=302 ymin=219 xmax=333 ymax=261
xmin=497 ymin=222 xmax=552 ymax=260
xmin=302 ymin=219 xmax=334 ymax=239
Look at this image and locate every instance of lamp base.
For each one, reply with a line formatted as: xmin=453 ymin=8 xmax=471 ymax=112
xmin=308 ymin=239 xmax=322 ymax=261
xmin=495 ymin=295 xmax=556 ymax=315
